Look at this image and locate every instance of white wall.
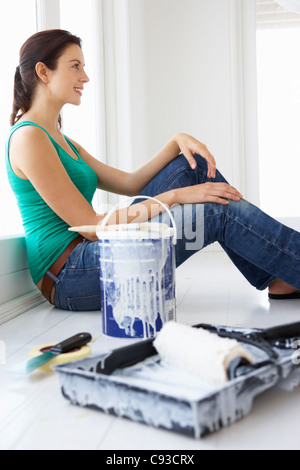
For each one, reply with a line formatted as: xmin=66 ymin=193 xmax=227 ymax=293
xmin=122 ymin=0 xmax=259 ymax=202
xmin=129 ymin=0 xmax=232 ymax=170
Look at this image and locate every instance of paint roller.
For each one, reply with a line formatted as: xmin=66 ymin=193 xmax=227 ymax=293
xmin=95 ymin=321 xmax=300 ymax=386
xmin=153 ymin=322 xmax=254 ymax=387
xmin=96 ymin=321 xmax=254 ymax=388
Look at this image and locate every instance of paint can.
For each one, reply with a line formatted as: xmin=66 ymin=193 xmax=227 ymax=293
xmin=97 ymin=196 xmax=177 ymax=339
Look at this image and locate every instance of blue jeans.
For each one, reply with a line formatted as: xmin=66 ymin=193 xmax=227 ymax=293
xmin=53 ymin=154 xmax=300 ymax=311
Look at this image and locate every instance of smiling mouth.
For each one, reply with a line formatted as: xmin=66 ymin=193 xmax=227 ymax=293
xmin=74 ymin=88 xmax=83 ymax=96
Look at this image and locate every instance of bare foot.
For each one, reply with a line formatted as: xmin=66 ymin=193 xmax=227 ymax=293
xmin=268 ymin=279 xmax=298 ymax=295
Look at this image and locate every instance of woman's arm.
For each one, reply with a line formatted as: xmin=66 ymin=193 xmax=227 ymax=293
xmin=69 ymin=133 xmax=217 ymax=197
xmin=65 ymin=133 xmax=241 ymax=230
xmin=9 ymin=126 xmax=176 ymax=240
xmin=10 ymin=127 xmax=241 ymax=243
xmin=130 ymin=133 xmax=217 ymax=195
xmin=70 ymin=138 xmax=136 ymax=196
xmin=68 ymin=131 xmax=242 ymax=227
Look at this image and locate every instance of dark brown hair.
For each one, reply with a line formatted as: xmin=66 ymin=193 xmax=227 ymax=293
xmin=10 ymin=29 xmax=82 ymax=127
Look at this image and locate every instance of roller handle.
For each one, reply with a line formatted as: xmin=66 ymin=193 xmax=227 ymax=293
xmin=50 ymin=333 xmax=92 ymax=355
xmin=96 ymin=338 xmax=157 ymax=375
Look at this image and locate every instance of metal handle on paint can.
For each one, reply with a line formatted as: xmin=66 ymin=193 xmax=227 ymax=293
xmin=100 ymin=195 xmax=177 ymax=245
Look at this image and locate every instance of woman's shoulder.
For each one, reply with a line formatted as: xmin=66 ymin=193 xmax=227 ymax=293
xmin=9 ymin=121 xmax=57 ymax=170
xmin=10 ymin=121 xmax=52 ymax=148
xmin=8 ymin=123 xmax=55 ymax=179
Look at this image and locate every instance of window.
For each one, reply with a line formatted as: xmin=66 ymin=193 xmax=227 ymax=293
xmin=60 ymin=0 xmax=102 ymax=212
xmin=0 ymin=0 xmax=37 ymax=237
xmin=60 ymin=0 xmax=97 ymax=161
xmin=1 ymin=0 xmax=101 ymax=238
xmin=256 ymin=0 xmax=300 ymax=218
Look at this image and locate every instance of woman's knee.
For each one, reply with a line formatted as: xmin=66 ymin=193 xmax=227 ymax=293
xmin=193 ymin=153 xmax=209 ymax=170
xmin=161 ymin=154 xmax=208 ymax=191
xmin=177 ymin=153 xmax=208 ymax=174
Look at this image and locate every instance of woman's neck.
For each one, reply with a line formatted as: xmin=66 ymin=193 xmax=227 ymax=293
xmin=23 ymin=95 xmax=63 ymax=135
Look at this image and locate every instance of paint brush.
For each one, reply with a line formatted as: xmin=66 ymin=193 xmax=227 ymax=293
xmin=8 ymin=332 xmax=92 ymax=374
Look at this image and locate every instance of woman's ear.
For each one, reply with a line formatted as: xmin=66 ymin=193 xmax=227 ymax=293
xmin=35 ymin=62 xmax=49 ymax=83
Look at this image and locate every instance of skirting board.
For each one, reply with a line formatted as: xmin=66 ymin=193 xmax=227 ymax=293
xmin=0 ymin=291 xmax=46 ymax=326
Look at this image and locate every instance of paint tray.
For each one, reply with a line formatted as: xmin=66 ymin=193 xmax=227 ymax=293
xmin=54 ymin=322 xmax=300 ymax=438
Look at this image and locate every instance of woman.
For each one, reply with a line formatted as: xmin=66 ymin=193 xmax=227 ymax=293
xmin=6 ymin=29 xmax=300 ymax=311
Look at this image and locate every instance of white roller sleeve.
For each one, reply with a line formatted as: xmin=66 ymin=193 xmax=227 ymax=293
xmin=153 ymin=322 xmax=254 ymax=386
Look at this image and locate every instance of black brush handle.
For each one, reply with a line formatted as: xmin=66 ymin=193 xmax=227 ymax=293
xmin=51 ymin=332 xmax=92 ymax=354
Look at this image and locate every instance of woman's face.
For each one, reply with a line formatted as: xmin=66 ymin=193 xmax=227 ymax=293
xmin=45 ymin=43 xmax=89 ymax=107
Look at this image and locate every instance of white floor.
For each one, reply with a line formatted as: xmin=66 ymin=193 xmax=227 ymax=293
xmin=1 ymin=250 xmax=300 ymax=450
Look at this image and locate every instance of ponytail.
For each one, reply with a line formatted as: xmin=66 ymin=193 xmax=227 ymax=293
xmin=10 ymin=65 xmax=31 ymax=126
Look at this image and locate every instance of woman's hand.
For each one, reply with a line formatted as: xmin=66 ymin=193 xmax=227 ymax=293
xmin=173 ymin=182 xmax=243 ymax=206
xmin=174 ymin=133 xmax=216 ymax=178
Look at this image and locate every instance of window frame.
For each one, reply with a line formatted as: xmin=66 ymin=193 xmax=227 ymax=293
xmin=0 ymin=0 xmax=60 ymax=317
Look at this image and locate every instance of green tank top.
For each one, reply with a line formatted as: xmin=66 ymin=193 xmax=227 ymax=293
xmin=5 ymin=121 xmax=98 ymax=285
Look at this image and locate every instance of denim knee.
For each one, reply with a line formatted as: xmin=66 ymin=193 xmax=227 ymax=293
xmin=158 ymin=154 xmax=209 ymax=192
